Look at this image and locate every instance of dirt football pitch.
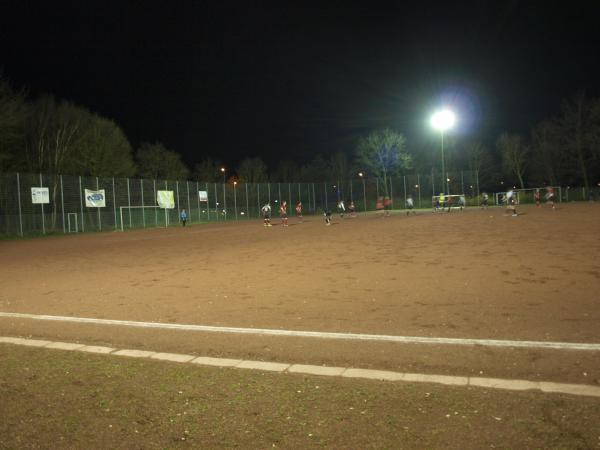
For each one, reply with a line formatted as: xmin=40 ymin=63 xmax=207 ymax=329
xmin=1 ymin=202 xmax=600 ymax=448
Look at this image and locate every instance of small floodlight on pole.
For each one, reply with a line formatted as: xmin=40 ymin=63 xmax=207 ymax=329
xmin=430 ymin=109 xmax=455 ymax=195
xmin=220 ymin=167 xmax=226 ymax=219
xmin=358 ymin=172 xmax=367 ymax=212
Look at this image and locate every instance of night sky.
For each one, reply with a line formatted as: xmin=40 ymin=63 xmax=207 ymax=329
xmin=2 ymin=1 xmax=600 ymax=170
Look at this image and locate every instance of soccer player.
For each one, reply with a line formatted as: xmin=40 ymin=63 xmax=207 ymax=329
xmin=279 ymin=200 xmax=288 ymax=226
xmin=534 ymin=189 xmax=541 ymax=207
xmin=324 ymin=207 xmax=332 ymax=225
xmin=546 ymin=186 xmax=556 ymax=209
xmin=383 ymin=196 xmax=392 ymax=217
xmin=506 ymin=190 xmax=518 ymax=216
xmin=261 ymin=203 xmax=272 ymax=227
xmin=481 ymin=192 xmax=489 ymax=209
xmin=348 ymin=200 xmax=356 ymax=217
xmin=337 ymin=199 xmax=346 ymax=218
xmin=295 ymin=201 xmax=303 ymax=223
xmin=406 ymin=195 xmax=415 ymax=215
xmin=376 ymin=196 xmax=384 ymax=214
xmin=180 ymin=209 xmax=188 ymax=226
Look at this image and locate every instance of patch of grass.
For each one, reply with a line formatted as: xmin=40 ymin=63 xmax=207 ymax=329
xmin=1 ymin=346 xmax=599 ymax=449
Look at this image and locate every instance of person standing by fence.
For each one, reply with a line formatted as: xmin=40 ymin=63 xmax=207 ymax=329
xmin=295 ymin=201 xmax=303 ymax=223
xmin=180 ymin=209 xmax=188 ymax=226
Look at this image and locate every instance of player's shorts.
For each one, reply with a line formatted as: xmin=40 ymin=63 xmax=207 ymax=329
xmin=280 ymin=213 xmax=287 ymax=219
xmin=263 ymin=213 xmax=271 ymax=219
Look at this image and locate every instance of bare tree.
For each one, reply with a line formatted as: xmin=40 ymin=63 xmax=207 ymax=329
xmin=356 ymin=128 xmax=411 ymax=197
xmin=497 ymin=133 xmax=528 ymax=189
xmin=0 ymin=77 xmax=26 ymax=171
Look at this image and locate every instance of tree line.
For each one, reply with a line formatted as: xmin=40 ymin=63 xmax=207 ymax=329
xmin=1 ymin=77 xmax=599 ymax=192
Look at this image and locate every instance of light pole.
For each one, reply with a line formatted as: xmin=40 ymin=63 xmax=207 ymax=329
xmin=430 ymin=109 xmax=455 ymax=195
xmin=233 ymin=181 xmax=237 ymax=220
xmin=220 ymin=167 xmax=226 ymax=219
xmin=358 ymin=172 xmax=367 ymax=212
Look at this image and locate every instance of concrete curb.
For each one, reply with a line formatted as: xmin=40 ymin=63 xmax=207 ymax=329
xmin=2 ymin=337 xmax=600 ymax=398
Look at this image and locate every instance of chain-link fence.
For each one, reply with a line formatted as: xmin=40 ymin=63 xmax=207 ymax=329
xmin=0 ymin=170 xmax=503 ymax=237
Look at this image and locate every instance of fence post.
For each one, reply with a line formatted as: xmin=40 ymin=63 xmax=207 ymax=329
xmin=461 ymin=171 xmax=465 ymax=195
xmin=205 ymin=182 xmax=210 ymax=221
xmin=97 ymin=177 xmax=102 ymax=231
xmin=257 ymin=183 xmax=260 ymax=217
xmin=196 ymin=182 xmax=200 ymax=222
xmin=60 ymin=175 xmax=65 ymax=233
xmin=222 ymin=181 xmax=226 ymax=221
xmin=112 ymin=177 xmax=117 ymax=230
xmin=312 ymin=183 xmax=316 ymax=213
xmin=324 ymin=182 xmax=328 ymax=209
xmin=245 ymin=183 xmax=249 ymax=219
xmin=288 ymin=183 xmax=292 ymax=212
xmin=417 ymin=174 xmax=421 ymax=208
xmin=16 ymin=172 xmax=23 ymax=236
xmin=186 ymin=181 xmax=191 ymax=224
xmin=268 ymin=183 xmax=271 ymax=204
xmin=127 ymin=178 xmax=132 ymax=229
xmin=39 ymin=173 xmax=46 ymax=234
xmin=153 ymin=179 xmax=158 ymax=226
xmin=376 ymin=178 xmax=379 ymax=199
xmin=164 ymin=180 xmax=168 ymax=227
xmin=403 ymin=176 xmax=407 ymax=208
xmin=278 ymin=183 xmax=282 ymax=205
xmin=140 ymin=179 xmax=145 ymax=228
xmin=431 ymin=169 xmax=435 ymax=198
xmin=350 ymin=179 xmax=353 ymax=202
xmin=233 ymin=182 xmax=238 ymax=220
xmin=79 ymin=175 xmax=85 ymax=232
xmin=214 ymin=182 xmax=218 ymax=221
xmin=390 ymin=177 xmax=394 ymax=208
xmin=176 ymin=181 xmax=180 ymax=224
xmin=362 ymin=178 xmax=367 ymax=212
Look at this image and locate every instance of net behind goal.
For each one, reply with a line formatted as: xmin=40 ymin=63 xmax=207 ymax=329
xmin=431 ymin=194 xmax=467 ymax=211
xmin=119 ymin=206 xmax=171 ymax=231
xmin=494 ymin=187 xmax=561 ymax=205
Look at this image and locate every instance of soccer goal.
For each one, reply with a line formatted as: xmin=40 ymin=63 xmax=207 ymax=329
xmin=431 ymin=194 xmax=466 ymax=211
xmin=119 ymin=206 xmax=169 ymax=231
xmin=494 ymin=187 xmax=561 ymax=205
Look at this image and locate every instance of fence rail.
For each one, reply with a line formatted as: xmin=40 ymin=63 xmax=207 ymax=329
xmin=0 ymin=170 xmax=581 ymax=237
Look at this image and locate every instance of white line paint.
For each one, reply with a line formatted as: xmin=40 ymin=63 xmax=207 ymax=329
xmin=2 ymin=336 xmax=600 ymax=397
xmin=1 ymin=311 xmax=600 ymax=351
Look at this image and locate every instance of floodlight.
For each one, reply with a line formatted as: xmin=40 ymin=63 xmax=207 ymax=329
xmin=430 ymin=110 xmax=456 ymax=131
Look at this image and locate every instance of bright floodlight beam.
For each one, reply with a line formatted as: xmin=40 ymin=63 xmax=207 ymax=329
xmin=430 ymin=109 xmax=456 ymax=196
xmin=430 ymin=109 xmax=456 ymax=131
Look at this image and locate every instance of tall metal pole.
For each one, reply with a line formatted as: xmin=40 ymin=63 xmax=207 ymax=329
xmin=417 ymin=174 xmax=421 ymax=208
xmin=40 ymin=173 xmax=45 ymax=234
xmin=16 ymin=173 xmax=23 ymax=236
xmin=79 ymin=175 xmax=85 ymax=232
xmin=141 ymin=179 xmax=145 ymax=228
xmin=362 ymin=178 xmax=367 ymax=212
xmin=60 ymin=175 xmax=65 ymax=234
xmin=245 ymin=183 xmax=249 ymax=219
xmin=113 ymin=177 xmax=117 ymax=230
xmin=233 ymin=183 xmax=238 ymax=220
xmin=97 ymin=177 xmax=102 ymax=231
xmin=441 ymin=131 xmax=446 ymax=195
xmin=126 ymin=178 xmax=131 ymax=229
xmin=222 ymin=175 xmax=226 ymax=220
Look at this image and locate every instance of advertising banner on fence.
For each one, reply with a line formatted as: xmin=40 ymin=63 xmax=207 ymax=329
xmin=157 ymin=190 xmax=175 ymax=209
xmin=198 ymin=190 xmax=208 ymax=202
xmin=31 ymin=187 xmax=49 ymax=204
xmin=85 ymin=189 xmax=106 ymax=207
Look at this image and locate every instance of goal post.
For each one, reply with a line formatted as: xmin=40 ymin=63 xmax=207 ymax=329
xmin=119 ymin=206 xmax=167 ymax=231
xmin=494 ymin=187 xmax=561 ymax=205
xmin=431 ymin=194 xmax=466 ymax=211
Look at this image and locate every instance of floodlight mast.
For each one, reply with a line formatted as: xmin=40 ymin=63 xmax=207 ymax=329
xmin=430 ymin=110 xmax=456 ymax=195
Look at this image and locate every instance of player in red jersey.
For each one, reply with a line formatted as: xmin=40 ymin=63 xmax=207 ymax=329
xmin=279 ymin=201 xmax=288 ymax=226
xmin=295 ymin=201 xmax=303 ymax=223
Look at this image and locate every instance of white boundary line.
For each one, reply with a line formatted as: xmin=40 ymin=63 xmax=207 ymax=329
xmin=1 ymin=336 xmax=599 ymax=398
xmin=1 ymin=312 xmax=600 ymax=351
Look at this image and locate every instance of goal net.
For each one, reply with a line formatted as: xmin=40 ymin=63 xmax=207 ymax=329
xmin=119 ymin=206 xmax=170 ymax=231
xmin=494 ymin=187 xmax=561 ymax=205
xmin=431 ymin=194 xmax=466 ymax=211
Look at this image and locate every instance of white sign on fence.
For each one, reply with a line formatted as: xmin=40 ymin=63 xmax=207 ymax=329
xmin=85 ymin=189 xmax=106 ymax=207
xmin=157 ymin=190 xmax=175 ymax=209
xmin=31 ymin=187 xmax=49 ymax=204
xmin=198 ymin=190 xmax=208 ymax=202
